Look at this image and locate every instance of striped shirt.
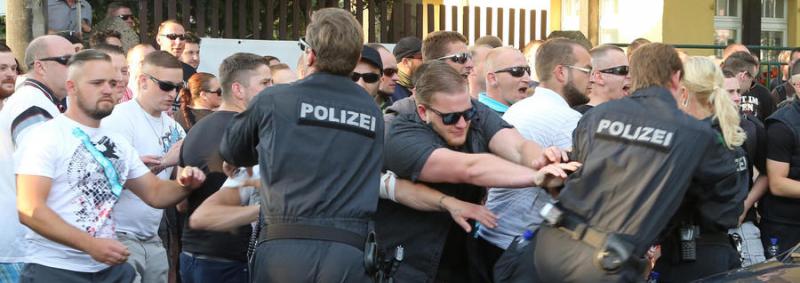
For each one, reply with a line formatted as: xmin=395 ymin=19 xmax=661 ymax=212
xmin=477 ymin=87 xmax=582 ymax=249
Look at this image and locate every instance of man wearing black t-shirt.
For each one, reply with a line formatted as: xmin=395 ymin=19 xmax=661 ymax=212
xmin=177 ymin=53 xmax=270 ymax=283
xmin=763 ymin=72 xmax=800 ymax=256
xmin=723 ymin=51 xmax=776 ymax=123
xmin=378 ymin=61 xmax=576 ymax=283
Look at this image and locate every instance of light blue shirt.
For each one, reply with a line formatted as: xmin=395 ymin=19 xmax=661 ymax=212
xmin=478 ymin=92 xmax=509 ymax=115
xmin=477 ymin=87 xmax=582 ymax=249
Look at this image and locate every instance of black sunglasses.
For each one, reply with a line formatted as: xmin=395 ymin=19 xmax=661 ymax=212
xmin=117 ymin=14 xmax=134 ymax=21
xmin=351 ymin=72 xmax=381 ymax=84
xmin=204 ymin=89 xmax=222 ymax=96
xmin=427 ymin=105 xmax=478 ymax=125
xmin=437 ymin=52 xmax=472 ymax=64
xmin=598 ymin=65 xmax=629 ymax=76
xmin=383 ymin=68 xmax=398 ymax=77
xmin=298 ymin=37 xmax=313 ymax=52
xmin=160 ymin=33 xmax=186 ymax=41
xmin=494 ymin=66 xmax=531 ymax=77
xmin=39 ymin=55 xmax=72 ymax=66
xmin=144 ymin=73 xmax=184 ymax=92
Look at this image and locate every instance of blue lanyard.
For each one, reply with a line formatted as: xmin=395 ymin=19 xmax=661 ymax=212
xmin=72 ymin=127 xmax=124 ymax=197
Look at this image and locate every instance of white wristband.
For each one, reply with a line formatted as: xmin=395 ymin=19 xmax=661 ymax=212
xmin=379 ymin=171 xmax=398 ymax=202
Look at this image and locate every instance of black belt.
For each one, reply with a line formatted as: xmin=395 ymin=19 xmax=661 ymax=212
xmin=554 ymin=209 xmax=608 ymax=250
xmin=257 ymin=223 xmax=365 ymax=251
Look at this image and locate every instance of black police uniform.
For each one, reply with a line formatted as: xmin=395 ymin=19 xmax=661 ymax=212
xmin=653 ymin=118 xmax=747 ymax=282
xmin=760 ymin=100 xmax=800 ymax=255
xmin=220 ymin=72 xmax=384 ymax=282
xmin=523 ymin=86 xmax=740 ymax=282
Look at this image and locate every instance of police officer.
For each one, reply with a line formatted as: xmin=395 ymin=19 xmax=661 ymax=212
xmin=507 ymin=43 xmax=741 ymax=282
xmin=653 ymin=56 xmax=747 ymax=282
xmin=219 ymin=8 xmax=383 ymax=282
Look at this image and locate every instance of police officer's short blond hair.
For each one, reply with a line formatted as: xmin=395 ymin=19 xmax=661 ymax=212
xmin=305 ymin=8 xmax=363 ymax=76
xmin=629 ymin=43 xmax=683 ymax=92
xmin=414 ymin=61 xmax=466 ymax=106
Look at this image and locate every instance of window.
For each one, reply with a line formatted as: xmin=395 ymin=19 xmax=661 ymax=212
xmin=760 ymin=0 xmax=786 ymax=63
xmin=716 ymin=0 xmax=738 ymax=17
xmin=561 ymin=0 xmax=581 ymax=31
xmin=597 ymin=0 xmax=663 ymax=44
xmin=714 ymin=0 xmax=741 ymax=57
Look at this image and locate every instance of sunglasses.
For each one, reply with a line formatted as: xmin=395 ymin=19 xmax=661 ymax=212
xmin=298 ymin=37 xmax=313 ymax=52
xmin=598 ymin=65 xmax=629 ymax=76
xmin=144 ymin=73 xmax=184 ymax=92
xmin=351 ymin=72 xmax=381 ymax=84
xmin=39 ymin=55 xmax=72 ymax=66
xmin=117 ymin=14 xmax=134 ymax=21
xmin=437 ymin=52 xmax=472 ymax=64
xmin=383 ymin=68 xmax=398 ymax=77
xmin=564 ymin=65 xmax=592 ymax=74
xmin=160 ymin=33 xmax=186 ymax=41
xmin=427 ymin=104 xmax=478 ymax=125
xmin=494 ymin=66 xmax=531 ymax=77
xmin=204 ymin=89 xmax=222 ymax=96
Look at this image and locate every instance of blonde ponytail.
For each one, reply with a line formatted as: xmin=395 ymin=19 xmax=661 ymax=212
xmin=682 ymin=56 xmax=746 ymax=149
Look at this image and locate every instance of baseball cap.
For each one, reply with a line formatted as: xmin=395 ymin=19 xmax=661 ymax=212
xmin=393 ymin=36 xmax=422 ymax=61
xmin=361 ymin=45 xmax=383 ymax=71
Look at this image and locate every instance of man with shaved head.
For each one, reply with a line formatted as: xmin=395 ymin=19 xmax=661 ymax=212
xmin=574 ymin=44 xmax=631 ymax=114
xmin=126 ymin=44 xmax=156 ymax=102
xmin=468 ymin=44 xmax=494 ymax=99
xmin=478 ymin=47 xmax=532 ymax=115
xmin=723 ymin=43 xmax=750 ymax=61
xmin=0 ymin=34 xmax=76 ymax=282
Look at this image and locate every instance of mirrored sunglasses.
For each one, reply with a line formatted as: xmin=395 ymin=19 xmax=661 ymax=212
xmin=495 ymin=66 xmax=531 ymax=77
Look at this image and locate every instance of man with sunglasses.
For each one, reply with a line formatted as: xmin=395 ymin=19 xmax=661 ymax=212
xmin=366 ymin=43 xmax=399 ymax=110
xmin=178 ymin=53 xmax=271 ymax=283
xmin=156 ymin=20 xmax=196 ymax=84
xmin=0 ymin=37 xmax=76 ymax=276
xmin=378 ymin=60 xmax=576 ymax=283
xmin=391 ymin=36 xmax=424 ymax=103
xmin=723 ymin=51 xmax=776 ymax=123
xmin=352 ymin=45 xmax=383 ymax=98
xmin=478 ymin=47 xmax=532 ymax=115
xmin=574 ymin=44 xmax=631 ymax=114
xmin=107 ymin=1 xmax=135 ymax=28
xmin=423 ymin=31 xmax=474 ymax=80
xmin=101 ymin=51 xmax=187 ymax=283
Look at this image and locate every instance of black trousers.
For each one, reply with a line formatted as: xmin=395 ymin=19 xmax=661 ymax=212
xmin=654 ymin=234 xmax=741 ymax=283
xmin=20 ymin=263 xmax=135 ymax=283
xmin=249 ymin=239 xmax=370 ymax=283
xmin=759 ymin=220 xmax=800 ymax=256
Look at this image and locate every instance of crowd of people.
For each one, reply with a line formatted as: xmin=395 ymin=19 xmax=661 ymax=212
xmin=1 ymin=2 xmax=800 ymax=283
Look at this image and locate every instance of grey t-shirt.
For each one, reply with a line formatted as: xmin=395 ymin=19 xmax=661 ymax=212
xmin=47 ymin=0 xmax=93 ymax=33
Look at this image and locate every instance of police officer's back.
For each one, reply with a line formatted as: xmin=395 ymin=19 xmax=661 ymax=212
xmin=527 ymin=44 xmax=740 ymax=282
xmin=219 ymin=8 xmax=383 ymax=282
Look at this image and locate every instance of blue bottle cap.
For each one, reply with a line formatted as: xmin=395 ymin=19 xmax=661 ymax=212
xmin=522 ymin=229 xmax=535 ymax=240
xmin=651 ymin=271 xmax=659 ymax=279
xmin=771 ymin=237 xmax=778 ymax=245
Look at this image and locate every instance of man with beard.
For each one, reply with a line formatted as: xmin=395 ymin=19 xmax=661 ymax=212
xmin=574 ymin=44 xmax=631 ymax=114
xmin=15 ymin=49 xmax=205 ymax=283
xmin=391 ymin=36 xmax=423 ymax=103
xmin=478 ymin=47 xmax=532 ymax=115
xmin=0 ymin=36 xmax=75 ymax=281
xmin=366 ymin=43 xmax=398 ymax=110
xmin=0 ymin=43 xmax=17 ymax=110
xmin=477 ymin=38 xmax=590 ymax=281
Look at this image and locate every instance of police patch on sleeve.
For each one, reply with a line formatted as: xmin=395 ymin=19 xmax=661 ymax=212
xmin=298 ymin=101 xmax=377 ymax=138
xmin=595 ymin=119 xmax=676 ymax=151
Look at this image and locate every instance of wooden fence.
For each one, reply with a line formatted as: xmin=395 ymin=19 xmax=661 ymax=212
xmin=136 ymin=0 xmax=548 ymax=49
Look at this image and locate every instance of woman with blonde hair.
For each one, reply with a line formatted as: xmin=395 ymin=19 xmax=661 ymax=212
xmin=176 ymin=72 xmax=221 ymax=131
xmin=653 ymin=55 xmax=749 ymax=281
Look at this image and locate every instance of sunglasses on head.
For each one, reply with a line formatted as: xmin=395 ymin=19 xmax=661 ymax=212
xmin=39 ymin=55 xmax=72 ymax=66
xmin=351 ymin=72 xmax=381 ymax=84
xmin=145 ymin=74 xmax=184 ymax=92
xmin=117 ymin=14 xmax=134 ymax=21
xmin=598 ymin=65 xmax=629 ymax=76
xmin=383 ymin=68 xmax=398 ymax=77
xmin=160 ymin=33 xmax=186 ymax=41
xmin=204 ymin=89 xmax=222 ymax=96
xmin=298 ymin=37 xmax=313 ymax=52
xmin=494 ymin=66 xmax=531 ymax=77
xmin=437 ymin=52 xmax=472 ymax=64
xmin=427 ymin=104 xmax=478 ymax=125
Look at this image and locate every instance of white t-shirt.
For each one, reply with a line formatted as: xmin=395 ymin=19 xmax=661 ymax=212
xmin=0 ymin=82 xmax=61 ymax=262
xmin=220 ymin=165 xmax=261 ymax=206
xmin=102 ymin=99 xmax=185 ymax=239
xmin=15 ymin=115 xmax=150 ymax=272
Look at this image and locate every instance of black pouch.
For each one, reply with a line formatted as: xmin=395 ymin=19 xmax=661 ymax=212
xmin=593 ymin=233 xmax=635 ymax=274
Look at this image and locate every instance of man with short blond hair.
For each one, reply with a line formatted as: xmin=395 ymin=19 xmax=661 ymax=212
xmin=478 ymin=47 xmax=532 ymax=115
xmin=574 ymin=44 xmax=630 ymax=114
xmin=422 ymin=31 xmax=473 ymax=79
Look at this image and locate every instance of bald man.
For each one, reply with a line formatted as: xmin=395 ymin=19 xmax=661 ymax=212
xmin=0 ymin=35 xmax=77 ymax=282
xmin=469 ymin=45 xmax=494 ymax=99
xmin=574 ymin=44 xmax=631 ymax=114
xmin=156 ymin=20 xmax=196 ymax=83
xmin=723 ymin=43 xmax=750 ymax=61
xmin=478 ymin=47 xmax=532 ymax=115
xmin=125 ymin=44 xmax=156 ymax=102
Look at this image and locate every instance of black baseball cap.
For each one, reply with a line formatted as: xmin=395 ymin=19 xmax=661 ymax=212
xmin=393 ymin=36 xmax=422 ymax=61
xmin=361 ymin=45 xmax=383 ymax=71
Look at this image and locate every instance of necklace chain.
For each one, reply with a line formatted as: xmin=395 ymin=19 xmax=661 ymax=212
xmin=136 ymin=100 xmax=165 ymax=150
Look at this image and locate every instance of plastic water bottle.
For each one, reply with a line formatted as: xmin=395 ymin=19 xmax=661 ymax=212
xmin=767 ymin=237 xmax=780 ymax=259
xmin=515 ymin=229 xmax=536 ymax=251
xmin=647 ymin=271 xmax=659 ymax=283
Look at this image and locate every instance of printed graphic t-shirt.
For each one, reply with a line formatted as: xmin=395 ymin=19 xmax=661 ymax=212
xmin=15 ymin=115 xmax=150 ymax=272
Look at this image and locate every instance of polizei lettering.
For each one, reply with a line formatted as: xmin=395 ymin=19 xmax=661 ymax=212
xmin=298 ymin=102 xmax=377 ymax=138
xmin=595 ymin=119 xmax=675 ymax=150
